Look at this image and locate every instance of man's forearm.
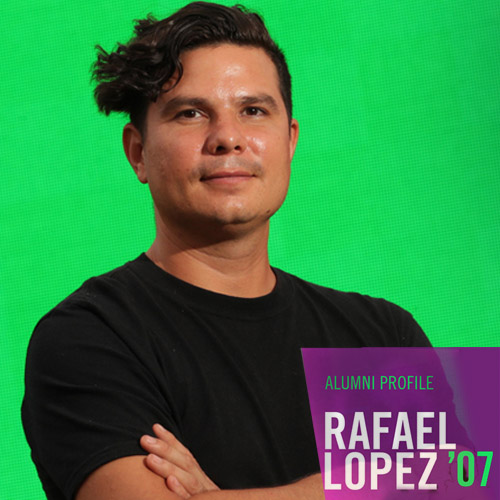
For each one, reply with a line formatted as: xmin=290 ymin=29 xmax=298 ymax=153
xmin=141 ymin=425 xmax=324 ymax=499
xmin=192 ymin=474 xmax=324 ymax=500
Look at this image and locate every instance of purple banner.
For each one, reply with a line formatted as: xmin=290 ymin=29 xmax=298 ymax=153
xmin=302 ymin=348 xmax=499 ymax=499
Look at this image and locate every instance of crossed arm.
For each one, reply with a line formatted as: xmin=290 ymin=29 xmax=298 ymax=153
xmin=77 ymin=423 xmax=491 ymax=500
xmin=76 ymin=424 xmax=324 ymax=500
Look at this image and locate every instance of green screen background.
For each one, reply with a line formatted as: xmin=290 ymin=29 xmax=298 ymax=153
xmin=1 ymin=0 xmax=499 ymax=497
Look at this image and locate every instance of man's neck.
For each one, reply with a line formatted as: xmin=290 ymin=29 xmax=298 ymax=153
xmin=146 ymin=220 xmax=275 ymax=298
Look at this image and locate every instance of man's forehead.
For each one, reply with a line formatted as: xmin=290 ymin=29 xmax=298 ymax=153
xmin=161 ymin=44 xmax=281 ymax=95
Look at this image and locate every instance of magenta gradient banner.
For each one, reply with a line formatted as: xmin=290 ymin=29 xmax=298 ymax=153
xmin=301 ymin=348 xmax=499 ymax=499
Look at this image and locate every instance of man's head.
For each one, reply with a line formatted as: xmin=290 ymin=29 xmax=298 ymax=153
xmin=93 ymin=2 xmax=298 ymax=239
xmin=93 ymin=2 xmax=292 ymax=136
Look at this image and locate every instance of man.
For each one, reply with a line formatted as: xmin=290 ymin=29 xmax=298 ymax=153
xmin=22 ymin=3 xmax=431 ymax=500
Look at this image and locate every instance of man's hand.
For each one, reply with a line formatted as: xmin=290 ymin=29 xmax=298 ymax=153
xmin=140 ymin=423 xmax=220 ymax=499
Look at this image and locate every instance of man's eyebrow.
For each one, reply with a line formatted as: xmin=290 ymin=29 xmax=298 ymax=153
xmin=238 ymin=94 xmax=280 ymax=112
xmin=160 ymin=97 xmax=209 ymax=117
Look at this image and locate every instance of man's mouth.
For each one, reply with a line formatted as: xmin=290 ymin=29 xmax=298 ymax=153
xmin=201 ymin=170 xmax=255 ymax=182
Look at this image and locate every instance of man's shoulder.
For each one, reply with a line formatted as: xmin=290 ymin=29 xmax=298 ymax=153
xmin=275 ymin=268 xmax=430 ymax=347
xmin=277 ymin=268 xmax=405 ymax=315
xmin=42 ymin=254 xmax=147 ymax=315
xmin=31 ymin=254 xmax=151 ymax=347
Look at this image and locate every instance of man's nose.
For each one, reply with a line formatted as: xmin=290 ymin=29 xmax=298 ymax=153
xmin=205 ymin=115 xmax=248 ymax=155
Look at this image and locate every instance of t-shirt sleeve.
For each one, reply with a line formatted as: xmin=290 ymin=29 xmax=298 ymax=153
xmin=22 ymin=303 xmax=180 ymax=500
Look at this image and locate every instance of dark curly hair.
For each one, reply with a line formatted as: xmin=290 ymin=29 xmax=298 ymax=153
xmin=93 ymin=2 xmax=292 ymax=135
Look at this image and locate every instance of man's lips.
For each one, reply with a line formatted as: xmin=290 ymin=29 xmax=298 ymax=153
xmin=201 ymin=170 xmax=256 ymax=182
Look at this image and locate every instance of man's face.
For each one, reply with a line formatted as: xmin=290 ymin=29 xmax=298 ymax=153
xmin=125 ymin=44 xmax=299 ymax=236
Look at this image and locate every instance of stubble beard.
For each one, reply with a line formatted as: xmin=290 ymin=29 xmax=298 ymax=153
xmin=156 ymin=157 xmax=289 ymax=242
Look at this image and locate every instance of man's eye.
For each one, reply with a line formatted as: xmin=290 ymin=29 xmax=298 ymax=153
xmin=177 ymin=109 xmax=201 ymax=119
xmin=244 ymin=107 xmax=265 ymax=116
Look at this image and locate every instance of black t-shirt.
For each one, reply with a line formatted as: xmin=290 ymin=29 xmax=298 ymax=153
xmin=22 ymin=254 xmax=431 ymax=500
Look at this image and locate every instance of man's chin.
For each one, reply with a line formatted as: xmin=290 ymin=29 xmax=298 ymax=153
xmin=189 ymin=211 xmax=272 ymax=240
xmin=157 ymin=203 xmax=279 ymax=241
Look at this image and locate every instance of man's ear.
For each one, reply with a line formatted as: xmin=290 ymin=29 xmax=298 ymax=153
xmin=289 ymin=118 xmax=299 ymax=160
xmin=123 ymin=123 xmax=148 ymax=183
